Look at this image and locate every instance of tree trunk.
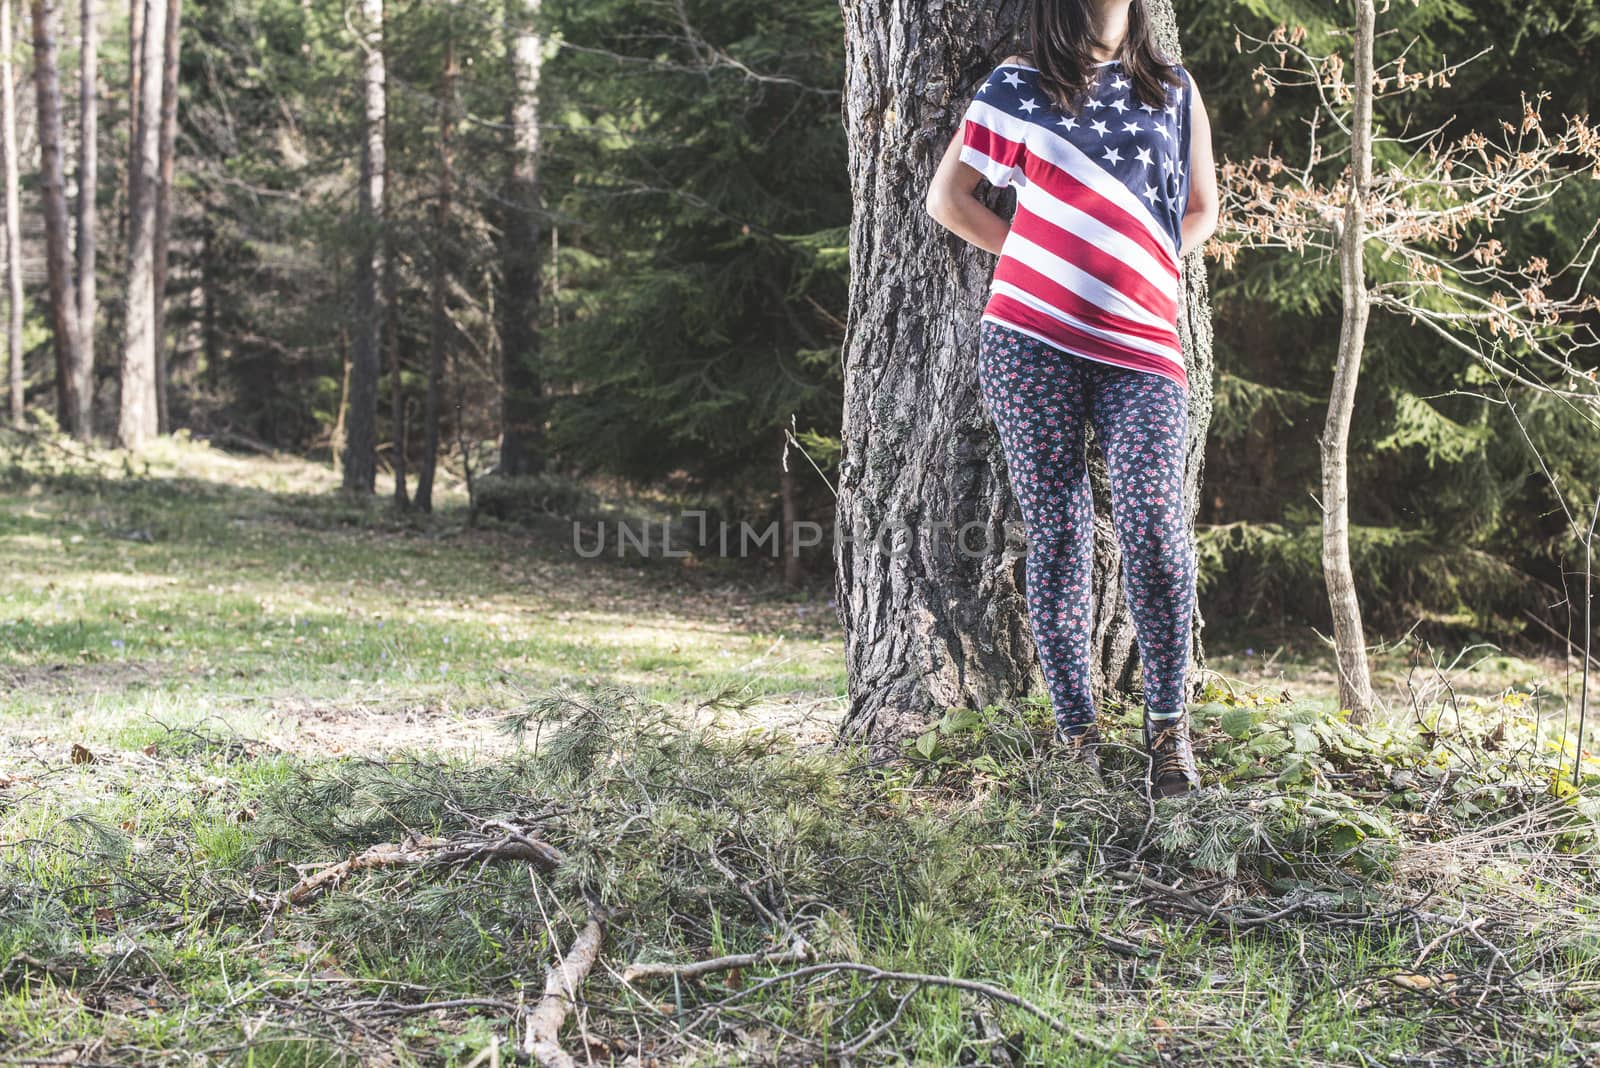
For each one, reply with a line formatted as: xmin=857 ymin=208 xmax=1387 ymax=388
xmin=496 ymin=0 xmax=545 ymax=477
xmin=341 ymin=0 xmax=384 ymax=493
xmin=118 ymin=0 xmax=166 ymax=448
xmin=384 ymin=155 xmax=406 ymax=507
xmin=151 ymin=0 xmax=180 ymax=433
xmin=832 ymin=0 xmax=1215 ymax=748
xmin=29 ymin=0 xmax=87 ymax=438
xmin=1320 ymin=0 xmax=1377 ymax=724
xmin=74 ymin=0 xmax=96 ymax=415
xmin=415 ymin=15 xmax=455 ymax=514
xmin=3 ymin=0 xmax=24 ymax=427
xmin=123 ymin=0 xmax=141 ymax=250
xmin=380 ymin=0 xmax=404 ymax=506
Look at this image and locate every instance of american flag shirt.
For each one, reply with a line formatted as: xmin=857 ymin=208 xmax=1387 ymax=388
xmin=960 ymin=60 xmax=1194 ymax=391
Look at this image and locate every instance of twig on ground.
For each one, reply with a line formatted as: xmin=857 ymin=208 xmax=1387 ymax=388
xmin=622 ymin=938 xmax=814 ymax=983
xmin=521 ymin=914 xmax=606 ymax=1067
xmin=271 ymin=826 xmax=564 ymax=911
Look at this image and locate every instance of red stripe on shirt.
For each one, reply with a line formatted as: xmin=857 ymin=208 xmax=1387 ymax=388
xmin=992 ymin=255 xmax=1180 ymax=349
xmin=1006 ymin=202 xmax=1180 ymax=325
xmin=1023 ymin=149 xmax=1179 ymax=278
xmin=982 ymin=293 xmax=1188 ymax=391
xmin=962 ymin=119 xmax=1025 ymax=176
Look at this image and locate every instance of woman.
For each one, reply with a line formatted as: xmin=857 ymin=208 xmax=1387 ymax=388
xmin=924 ymin=0 xmax=1219 ymax=797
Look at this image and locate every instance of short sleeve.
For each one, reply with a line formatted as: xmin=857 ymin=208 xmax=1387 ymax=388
xmin=958 ymin=67 xmax=1026 ymax=190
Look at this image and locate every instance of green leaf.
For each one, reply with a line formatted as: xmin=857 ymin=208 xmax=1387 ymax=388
xmin=939 ymin=707 xmax=983 ymax=735
xmin=1220 ymin=707 xmax=1257 ymax=739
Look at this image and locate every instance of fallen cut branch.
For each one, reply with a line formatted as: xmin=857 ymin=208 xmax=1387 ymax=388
xmin=522 ymin=914 xmax=606 ymax=1067
xmin=272 ymin=827 xmax=565 ymax=911
xmin=621 ymin=938 xmax=813 ymax=983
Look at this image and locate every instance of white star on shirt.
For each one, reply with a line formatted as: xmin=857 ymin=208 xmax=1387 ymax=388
xmin=1156 ymin=125 xmax=1171 ymax=142
xmin=1121 ymin=120 xmax=1142 ymax=134
xmin=1057 ymin=115 xmax=1078 ymax=131
xmin=977 ymin=80 xmax=991 ymax=93
xmin=1134 ymin=145 xmax=1153 ymax=166
xmin=1002 ymin=70 xmax=1025 ymax=88
xmin=1018 ymin=96 xmax=1039 ymax=114
xmin=1101 ymin=146 xmax=1122 ymax=165
xmin=1086 ymin=98 xmax=1104 ymax=110
xmin=1142 ymin=183 xmax=1159 ymax=204
xmin=1089 ymin=119 xmax=1109 ymax=136
xmin=1139 ymin=100 xmax=1159 ymax=114
xmin=1110 ymin=75 xmax=1130 ymax=90
xmin=1109 ymin=97 xmax=1129 ymax=114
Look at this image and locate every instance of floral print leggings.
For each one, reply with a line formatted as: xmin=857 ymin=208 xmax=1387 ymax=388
xmin=977 ymin=319 xmax=1196 ymax=735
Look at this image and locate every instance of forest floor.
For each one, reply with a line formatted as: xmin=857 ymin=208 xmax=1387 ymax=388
xmin=2 ymin=431 xmax=1598 ymax=1066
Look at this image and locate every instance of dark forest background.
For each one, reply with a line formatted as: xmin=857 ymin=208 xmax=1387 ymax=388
xmin=5 ymin=0 xmax=1598 ymax=649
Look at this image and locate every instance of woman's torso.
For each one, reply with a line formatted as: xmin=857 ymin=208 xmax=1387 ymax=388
xmin=968 ymin=60 xmax=1194 ymax=390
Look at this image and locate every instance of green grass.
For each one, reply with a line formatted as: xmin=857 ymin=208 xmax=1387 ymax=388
xmin=3 ymin=431 xmax=1599 ymax=1065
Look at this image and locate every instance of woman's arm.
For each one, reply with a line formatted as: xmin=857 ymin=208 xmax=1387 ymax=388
xmin=926 ymin=59 xmax=1026 ymax=258
xmin=1178 ymin=73 xmax=1219 ymax=259
xmin=926 ymin=126 xmax=1012 ymax=256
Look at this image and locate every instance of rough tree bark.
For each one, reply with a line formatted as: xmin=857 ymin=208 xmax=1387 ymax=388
xmin=833 ymin=0 xmax=1215 ymax=747
xmin=1320 ymin=0 xmax=1377 ymax=723
xmin=75 ymin=0 xmax=96 ymax=414
xmin=3 ymin=0 xmax=23 ymax=427
xmin=119 ymin=0 xmax=167 ymax=448
xmin=341 ymin=0 xmax=384 ymax=492
xmin=496 ymin=0 xmax=546 ymax=477
xmin=151 ymin=0 xmax=180 ymax=433
xmin=29 ymin=0 xmax=87 ymax=438
xmin=414 ymin=9 xmax=455 ymax=514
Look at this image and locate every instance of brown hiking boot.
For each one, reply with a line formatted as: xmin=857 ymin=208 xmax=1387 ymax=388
xmin=1143 ymin=714 xmax=1200 ymax=798
xmin=1060 ymin=722 xmax=1103 ymax=777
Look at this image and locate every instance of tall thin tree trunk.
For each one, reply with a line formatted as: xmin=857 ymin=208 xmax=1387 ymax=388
xmin=384 ymin=167 xmax=405 ymax=506
xmin=118 ymin=0 xmax=165 ymax=448
xmin=341 ymin=0 xmax=384 ymax=492
xmin=30 ymin=0 xmax=86 ymax=438
xmin=381 ymin=2 xmax=404 ymax=507
xmin=832 ymin=0 xmax=1214 ymax=747
xmin=2 ymin=0 xmax=24 ymax=427
xmin=414 ymin=16 xmax=455 ymax=513
xmin=74 ymin=0 xmax=96 ymax=415
xmin=496 ymin=0 xmax=544 ymax=476
xmin=1320 ymin=0 xmax=1377 ymax=724
xmin=151 ymin=0 xmax=180 ymax=432
xmin=122 ymin=0 xmax=141 ymax=249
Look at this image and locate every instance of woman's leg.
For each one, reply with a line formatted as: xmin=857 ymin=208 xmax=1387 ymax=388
xmin=977 ymin=321 xmax=1098 ymax=734
xmin=1087 ymin=366 xmax=1196 ymax=720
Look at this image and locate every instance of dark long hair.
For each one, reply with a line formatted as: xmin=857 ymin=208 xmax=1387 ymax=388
xmin=1013 ymin=0 xmax=1180 ymax=116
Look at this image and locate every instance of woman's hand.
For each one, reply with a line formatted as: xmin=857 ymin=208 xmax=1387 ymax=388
xmin=925 ymin=125 xmax=1012 ymax=257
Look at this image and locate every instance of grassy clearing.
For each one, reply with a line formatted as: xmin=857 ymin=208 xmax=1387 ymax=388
xmin=3 ymin=432 xmax=1599 ymax=1066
